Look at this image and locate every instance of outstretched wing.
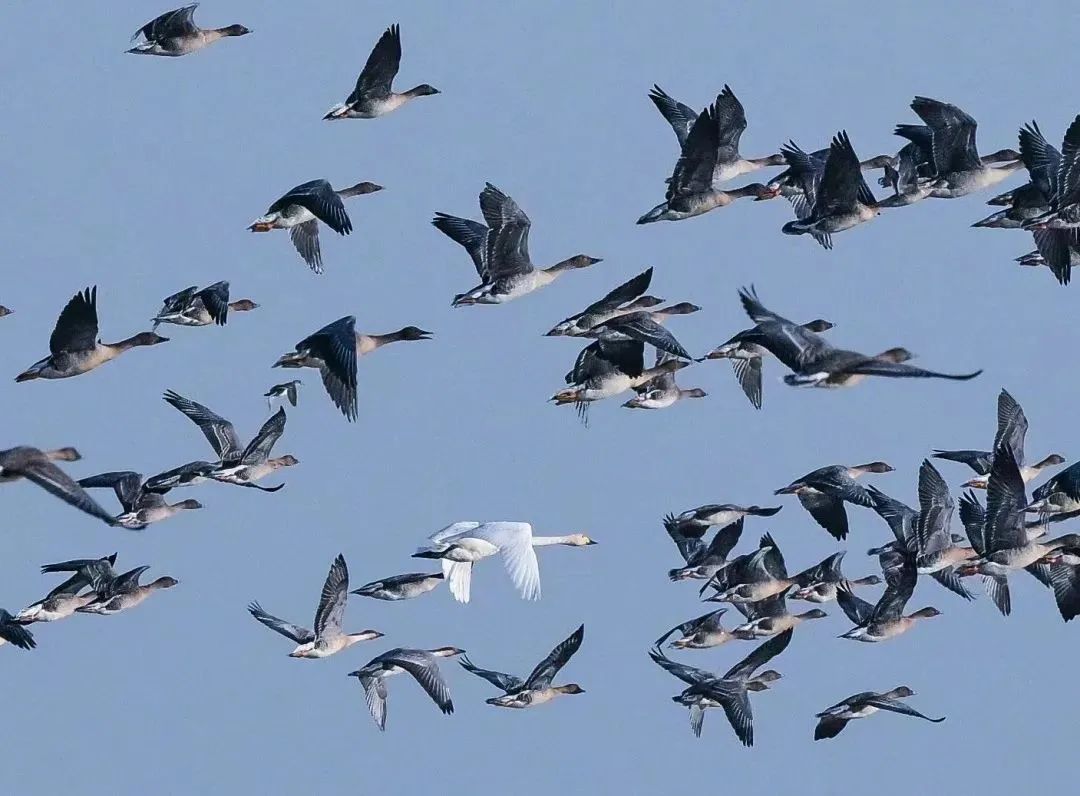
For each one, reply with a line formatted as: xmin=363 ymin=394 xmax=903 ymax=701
xmin=523 ymin=624 xmax=584 ymax=689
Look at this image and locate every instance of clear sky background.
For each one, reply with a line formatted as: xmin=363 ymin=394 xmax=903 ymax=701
xmin=1 ymin=2 xmax=1076 ymax=794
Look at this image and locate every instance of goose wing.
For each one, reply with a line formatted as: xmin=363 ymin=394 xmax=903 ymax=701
xmin=349 ymin=24 xmax=401 ymax=103
xmin=163 ymin=390 xmax=242 ymax=461
xmin=240 ymin=408 xmax=286 ymax=465
xmin=313 ymin=554 xmax=349 ymax=639
xmin=459 ymin=655 xmax=525 ymax=693
xmin=49 ymin=287 xmax=99 ymax=354
xmin=247 ymin=601 xmax=315 ymax=644
xmin=523 ymin=624 xmax=584 ymax=689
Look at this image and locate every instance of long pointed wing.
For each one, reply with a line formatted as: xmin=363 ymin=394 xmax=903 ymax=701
xmin=269 ymin=180 xmax=351 ymax=235
xmin=50 ymin=287 xmax=99 ymax=354
xmin=313 ymin=555 xmax=349 ymax=638
xmin=458 ymin=654 xmax=525 ymax=693
xmin=359 ymin=675 xmax=389 ymax=731
xmin=647 ymin=647 xmax=712 ymax=686
xmin=351 ymin=24 xmax=402 ymax=101
xmin=524 ymin=624 xmax=584 ymax=689
xmin=915 ymin=459 xmax=954 ymax=556
xmin=289 ymin=220 xmax=323 ymax=274
xmin=836 ymin=583 xmax=875 ymax=625
xmin=432 ymin=213 xmax=489 ymax=279
xmin=77 ymin=471 xmax=143 ymax=513
xmin=865 ymin=697 xmax=945 ymax=723
xmin=20 ymin=459 xmax=117 ymax=526
xmin=648 ymin=86 xmax=698 ymax=149
xmin=240 ymin=408 xmax=286 ymax=464
xmin=993 ymin=389 xmax=1027 ymax=466
xmin=163 ymin=390 xmax=241 ymax=461
xmin=386 ymin=651 xmax=454 ymax=714
xmin=247 ymin=602 xmax=314 ymax=644
xmin=195 ymin=281 xmax=230 ymax=325
xmin=722 ymin=628 xmax=792 ymax=681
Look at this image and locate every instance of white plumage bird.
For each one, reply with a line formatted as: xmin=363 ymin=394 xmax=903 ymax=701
xmin=412 ymin=521 xmax=596 ymax=603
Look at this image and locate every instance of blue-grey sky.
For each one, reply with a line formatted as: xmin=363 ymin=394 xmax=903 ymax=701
xmin=2 ymin=2 xmax=1076 ymax=794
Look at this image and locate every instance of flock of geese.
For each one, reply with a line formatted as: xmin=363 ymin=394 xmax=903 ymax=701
xmin=4 ymin=4 xmax=1078 ymax=746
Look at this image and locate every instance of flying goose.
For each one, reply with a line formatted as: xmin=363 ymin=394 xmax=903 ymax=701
xmin=0 ymin=446 xmax=116 ymax=525
xmin=248 ymin=555 xmax=382 ymax=658
xmin=273 ymin=316 xmax=430 ymax=421
xmin=128 ymin=4 xmax=250 ymax=56
xmin=545 ymin=267 xmax=660 ymax=337
xmin=933 ymin=389 xmax=1064 ymax=489
xmin=77 ymin=470 xmax=202 ymax=529
xmin=735 ymin=286 xmax=982 ymax=388
xmin=323 ymin=24 xmax=439 ymax=120
xmin=16 ymin=287 xmax=168 ymax=382
xmin=901 ymin=96 xmax=1022 ymax=198
xmin=162 ymin=391 xmax=296 ymax=490
xmin=152 ymin=281 xmax=258 ymax=329
xmin=638 ymin=86 xmax=782 ymax=223
xmin=649 ymin=629 xmax=793 ymax=744
xmin=17 ymin=553 xmax=117 ymax=624
xmin=814 ymin=687 xmax=944 ymax=740
xmin=461 ymin=624 xmax=586 ymax=708
xmin=349 ymin=646 xmax=464 ymax=730
xmin=433 ymin=183 xmax=601 ymax=306
xmin=775 ymin=461 xmax=895 ymax=541
xmin=248 ymin=180 xmax=383 ymax=274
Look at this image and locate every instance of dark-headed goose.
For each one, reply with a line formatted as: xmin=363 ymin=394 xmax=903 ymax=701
xmin=545 ymin=267 xmax=660 ymax=337
xmin=933 ymin=388 xmax=1064 ymax=489
xmin=650 ymin=629 xmax=793 ymax=744
xmin=865 ymin=486 xmax=974 ymax=601
xmin=736 ymin=286 xmax=982 ymax=388
xmin=623 ymin=351 xmax=706 ymax=409
xmin=163 ymin=391 xmax=296 ymax=490
xmin=776 ymin=461 xmax=894 ymax=541
xmin=323 ymin=24 xmax=439 ymax=120
xmin=814 ymin=687 xmax=944 ymax=739
xmin=152 ymin=281 xmax=257 ymax=329
xmin=128 ymin=4 xmax=249 ymax=56
xmin=1025 ymin=115 xmax=1080 ymax=231
xmin=433 ymin=183 xmax=602 ymax=306
xmin=781 ymin=131 xmax=879 ymax=243
xmin=903 ymin=97 xmax=1022 ymax=198
xmin=463 ymin=624 xmax=586 ymax=709
xmin=17 ymin=553 xmax=117 ymax=624
xmin=77 ymin=565 xmax=178 ymax=616
xmin=349 ymin=646 xmax=464 ymax=730
xmin=15 ymin=287 xmax=168 ymax=382
xmin=0 ymin=446 xmax=116 ymax=525
xmin=837 ymin=553 xmax=940 ymax=642
xmin=790 ymin=551 xmax=881 ymax=604
xmin=351 ymin=572 xmax=444 ymax=601
xmin=655 ymin=609 xmax=734 ymax=649
xmin=273 ymin=316 xmax=430 ymax=421
xmin=957 ymin=448 xmax=1080 ymax=588
xmin=705 ymin=316 xmax=835 ymax=409
xmin=248 ymin=555 xmax=382 ymax=658
xmin=248 ymin=179 xmax=383 ymax=274
xmin=77 ymin=470 xmax=202 ymax=529
xmin=552 ymin=339 xmax=687 ymax=424
xmin=639 ymin=87 xmax=780 ymax=224
xmin=729 ymin=591 xmax=827 ymax=639
xmin=666 ymin=517 xmax=745 ymax=582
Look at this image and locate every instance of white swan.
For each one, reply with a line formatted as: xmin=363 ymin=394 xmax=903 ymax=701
xmin=413 ymin=522 xmax=596 ymax=603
